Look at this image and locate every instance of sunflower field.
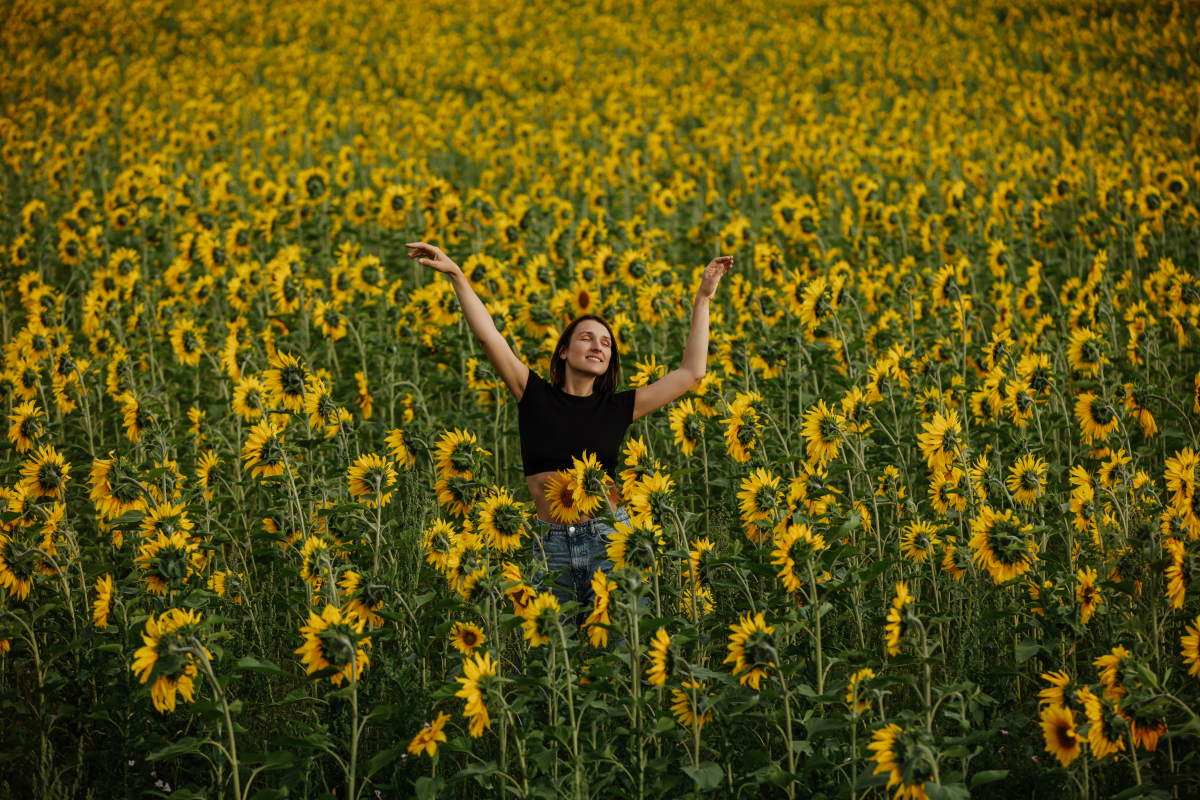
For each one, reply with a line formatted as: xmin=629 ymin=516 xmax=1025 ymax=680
xmin=2 ymin=0 xmax=1200 ymax=797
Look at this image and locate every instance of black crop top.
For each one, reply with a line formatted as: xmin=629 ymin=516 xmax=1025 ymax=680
xmin=517 ymin=368 xmax=637 ymax=484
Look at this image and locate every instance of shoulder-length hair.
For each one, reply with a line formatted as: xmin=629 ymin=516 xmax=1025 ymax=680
xmin=549 ymin=314 xmax=622 ymax=393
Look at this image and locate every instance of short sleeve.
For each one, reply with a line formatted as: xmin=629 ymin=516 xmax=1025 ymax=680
xmin=614 ymin=388 xmax=637 ymax=425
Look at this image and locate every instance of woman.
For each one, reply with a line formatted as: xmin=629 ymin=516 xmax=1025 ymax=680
xmin=406 ymin=241 xmax=731 ymax=639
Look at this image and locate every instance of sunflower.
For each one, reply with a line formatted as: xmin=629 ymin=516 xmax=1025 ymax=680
xmin=1007 ymin=454 xmax=1048 ymax=506
xmin=647 ymin=627 xmax=681 ymax=686
xmin=422 ymin=519 xmax=458 ymax=572
xmin=868 ymin=722 xmax=936 ymax=800
xmin=0 ymin=535 xmax=39 ymax=600
xmin=300 ymin=534 xmax=338 ymax=590
xmin=670 ymin=680 xmax=713 ymax=730
xmin=885 ymin=581 xmax=915 ymax=656
xmin=606 ymin=521 xmax=664 ymax=572
xmin=1076 ymin=566 xmax=1102 ymax=624
xmin=1038 ymin=670 xmax=1086 ymax=711
xmin=130 ymin=608 xmax=207 ymax=713
xmin=969 ymin=506 xmax=1038 ymax=584
xmin=568 ymin=451 xmax=614 ymax=518
xmin=1182 ymin=615 xmax=1200 ymax=678
xmin=295 ymin=604 xmax=372 ymax=686
xmin=668 ymin=399 xmax=704 ymax=456
xmin=723 ymin=611 xmax=777 ymax=691
xmin=435 ymin=474 xmax=480 ymax=519
xmin=900 ymin=521 xmax=943 ymax=564
xmin=168 ymin=317 xmax=206 ymax=367
xmin=305 ymin=379 xmax=341 ymax=432
xmin=502 ymin=562 xmax=538 ymax=616
xmin=628 ymin=470 xmax=676 ymax=529
xmin=629 ymin=354 xmax=666 ymax=388
xmin=928 ymin=467 xmax=967 ymax=516
xmin=543 ymin=470 xmax=581 ymax=524
xmin=434 ymin=428 xmax=486 ymax=479
xmin=139 ymin=501 xmax=196 ymax=540
xmin=384 ymin=427 xmax=417 ymax=470
xmin=684 ymin=537 xmax=716 ymax=586
xmin=449 ymin=621 xmax=486 ymax=655
xmin=787 ymin=460 xmax=841 ymax=521
xmin=339 ymin=570 xmax=388 ymax=627
xmin=7 ymin=400 xmax=44 ymax=453
xmin=19 ymin=445 xmax=71 ymax=500
xmin=346 ymin=453 xmax=397 ymax=508
xmin=846 ymin=667 xmax=875 ymax=714
xmin=1081 ymin=688 xmax=1127 ymax=760
xmin=407 ymin=711 xmax=452 ymax=758
xmin=231 ymin=375 xmax=267 ymax=422
xmin=313 ymin=298 xmax=349 ymax=341
xmin=1066 ymin=327 xmax=1106 ymax=377
xmin=918 ymin=410 xmax=963 ymax=471
xmin=737 ymin=468 xmax=783 ymax=527
xmin=1040 ymin=704 xmax=1083 ymax=767
xmin=935 ymin=536 xmax=969 ymax=582
xmin=770 ymin=524 xmax=826 ymax=592
xmin=135 ymin=529 xmax=201 ymax=596
xmin=801 ymin=400 xmax=845 ymax=463
xmin=520 ymin=591 xmax=562 ymax=648
xmin=1098 ymin=448 xmax=1132 ymax=489
xmin=1127 ymin=706 xmax=1168 ymax=752
xmin=455 ymin=650 xmax=498 ymax=738
xmin=92 ymin=574 xmax=114 ymax=628
xmin=721 ymin=401 xmax=762 ymax=464
xmin=242 ymin=420 xmax=288 ymax=479
xmin=477 ymin=488 xmax=527 ymax=552
xmin=1074 ymin=391 xmax=1119 ymax=445
xmin=207 ymin=570 xmax=245 ymax=604
xmin=582 ymin=570 xmax=616 ymax=649
xmin=1095 ymin=645 xmax=1134 ymax=700
xmin=619 ymin=436 xmax=660 ymax=498
xmin=88 ymin=453 xmax=148 ymax=521
xmin=263 ymin=350 xmax=311 ymax=413
xmin=196 ymin=451 xmax=222 ymax=502
xmin=354 ymin=371 xmax=374 ymax=420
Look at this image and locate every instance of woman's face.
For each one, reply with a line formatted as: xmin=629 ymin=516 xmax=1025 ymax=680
xmin=560 ymin=320 xmax=612 ymax=378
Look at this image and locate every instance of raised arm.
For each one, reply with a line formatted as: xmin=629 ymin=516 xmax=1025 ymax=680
xmin=631 ymin=255 xmax=732 ymax=422
xmin=406 ymin=241 xmax=531 ymax=401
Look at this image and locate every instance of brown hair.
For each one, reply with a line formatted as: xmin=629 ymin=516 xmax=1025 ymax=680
xmin=549 ymin=314 xmax=622 ymax=393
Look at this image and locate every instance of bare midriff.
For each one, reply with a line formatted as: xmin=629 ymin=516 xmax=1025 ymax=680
xmin=525 ymin=470 xmax=625 ymax=525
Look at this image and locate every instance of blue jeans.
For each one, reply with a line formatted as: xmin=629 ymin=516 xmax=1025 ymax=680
xmin=530 ymin=506 xmax=632 ymax=651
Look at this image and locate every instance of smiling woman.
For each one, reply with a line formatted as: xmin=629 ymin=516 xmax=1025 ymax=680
xmin=406 ymin=240 xmax=731 ymax=632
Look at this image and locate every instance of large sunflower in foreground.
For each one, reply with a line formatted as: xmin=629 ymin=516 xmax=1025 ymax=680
xmin=295 ymin=604 xmax=371 ymax=686
xmin=868 ymin=722 xmax=936 ymax=800
xmin=722 ymin=611 xmax=776 ymax=691
xmin=130 ymin=608 xmax=207 ymax=713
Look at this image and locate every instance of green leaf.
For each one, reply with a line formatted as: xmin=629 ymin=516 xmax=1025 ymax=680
xmin=681 ymin=760 xmax=724 ymax=790
xmin=1014 ymin=638 xmax=1042 ymax=663
xmin=235 ymin=656 xmax=292 ymax=679
xmin=242 ymin=751 xmax=294 ymax=768
xmin=805 ymin=717 xmax=846 ymax=736
xmin=363 ymin=703 xmax=393 ymax=724
xmin=146 ymin=737 xmax=204 ymax=762
xmin=970 ymin=770 xmax=1009 ymax=789
xmin=1112 ymin=785 xmax=1160 ymax=800
xmin=924 ymin=783 xmax=971 ymax=800
xmin=364 ymin=744 xmax=406 ymax=776
xmin=415 ymin=776 xmax=445 ymax=800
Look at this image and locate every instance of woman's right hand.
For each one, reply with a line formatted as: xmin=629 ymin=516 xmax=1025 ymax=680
xmin=406 ymin=241 xmax=460 ymax=275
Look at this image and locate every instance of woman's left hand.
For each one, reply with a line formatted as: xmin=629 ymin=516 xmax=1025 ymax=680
xmin=697 ymin=255 xmax=733 ymax=301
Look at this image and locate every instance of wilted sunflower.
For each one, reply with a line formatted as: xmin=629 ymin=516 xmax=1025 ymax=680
xmin=868 ymin=722 xmax=937 ymax=800
xmin=723 ymin=611 xmax=777 ymax=691
xmin=885 ymin=581 xmax=916 ymax=656
xmin=1007 ymin=454 xmax=1048 ymax=506
xmin=918 ymin=409 xmax=963 ymax=471
xmin=130 ymin=608 xmax=207 ymax=714
xmin=668 ymin=399 xmax=704 ymax=456
xmin=737 ymin=468 xmax=782 ymax=528
xmin=582 ymin=570 xmax=616 ymax=649
xmin=629 ymin=470 xmax=676 ymax=529
xmin=1040 ymin=704 xmax=1083 ymax=767
xmin=670 ymin=680 xmax=713 ymax=730
xmin=801 ymin=400 xmax=845 ymax=464
xmin=448 ymin=621 xmax=486 ymax=655
xmin=242 ymin=420 xmax=288 ymax=479
xmin=7 ymin=400 xmax=44 ymax=453
xmin=263 ymin=350 xmax=311 ymax=413
xmin=346 ymin=453 xmax=397 ymax=508
xmin=407 ymin=711 xmax=452 ymax=758
xmin=455 ymin=650 xmax=499 ymax=738
xmin=606 ymin=521 xmax=664 ymax=572
xmin=19 ymin=445 xmax=71 ymax=500
xmin=477 ymin=487 xmax=528 ymax=552
xmin=295 ymin=604 xmax=371 ymax=686
xmin=969 ymin=506 xmax=1038 ymax=584
xmin=136 ymin=529 xmax=201 ymax=596
xmin=770 ymin=523 xmax=826 ymax=592
xmin=1076 ymin=565 xmax=1102 ymax=624
xmin=900 ymin=521 xmax=943 ymax=564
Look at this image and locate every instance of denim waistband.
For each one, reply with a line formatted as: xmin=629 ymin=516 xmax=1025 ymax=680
xmin=536 ymin=506 xmax=629 ymax=535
